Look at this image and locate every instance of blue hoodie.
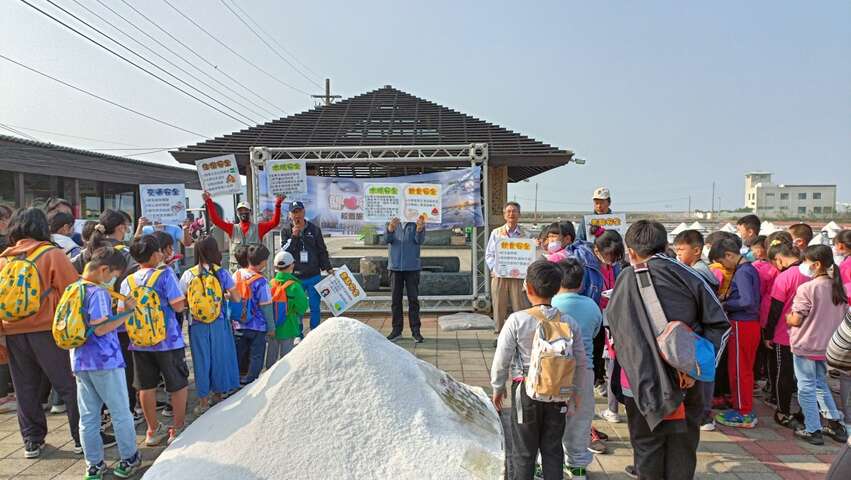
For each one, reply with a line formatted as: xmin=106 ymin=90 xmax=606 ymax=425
xmin=723 ymin=261 xmax=761 ymax=321
xmin=551 ymin=240 xmax=607 ymax=304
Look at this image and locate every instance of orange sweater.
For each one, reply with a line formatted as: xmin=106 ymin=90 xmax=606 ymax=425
xmin=0 ymin=239 xmax=80 ymax=335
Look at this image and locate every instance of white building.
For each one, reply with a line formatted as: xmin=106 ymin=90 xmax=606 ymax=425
xmin=744 ymin=172 xmax=836 ymax=217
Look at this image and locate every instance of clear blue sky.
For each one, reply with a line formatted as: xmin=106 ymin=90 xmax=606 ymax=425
xmin=2 ymin=0 xmax=848 ymax=212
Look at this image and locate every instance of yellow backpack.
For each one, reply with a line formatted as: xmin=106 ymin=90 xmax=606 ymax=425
xmin=187 ymin=265 xmax=223 ymax=324
xmin=0 ymin=244 xmax=55 ymax=322
xmin=126 ymin=270 xmax=167 ymax=347
xmin=53 ymin=280 xmax=124 ymax=350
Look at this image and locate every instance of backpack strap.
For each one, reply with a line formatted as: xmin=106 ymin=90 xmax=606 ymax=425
xmin=523 ymin=306 xmax=561 ymax=324
xmin=145 ymin=269 xmax=165 ymax=288
xmin=634 ymin=262 xmax=668 ymax=336
xmin=28 ymin=244 xmax=56 ymax=299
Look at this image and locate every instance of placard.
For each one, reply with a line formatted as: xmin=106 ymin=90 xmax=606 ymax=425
xmin=267 ymin=159 xmax=307 ymax=195
xmin=73 ymin=219 xmax=87 ymax=235
xmin=402 ymin=183 xmax=442 ymax=224
xmin=314 ymin=265 xmax=367 ymax=316
xmin=140 ymin=184 xmax=186 ymax=225
xmin=494 ymin=238 xmax=536 ymax=278
xmin=583 ymin=213 xmax=627 ymax=239
xmin=196 ymin=154 xmax=241 ymax=196
xmin=363 ymin=183 xmax=402 ymax=223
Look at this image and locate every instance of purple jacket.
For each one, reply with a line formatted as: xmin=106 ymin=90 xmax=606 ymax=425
xmin=723 ymin=261 xmax=761 ymax=321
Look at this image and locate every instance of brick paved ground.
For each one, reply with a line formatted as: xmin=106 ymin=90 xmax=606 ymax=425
xmin=0 ymin=314 xmax=841 ymax=479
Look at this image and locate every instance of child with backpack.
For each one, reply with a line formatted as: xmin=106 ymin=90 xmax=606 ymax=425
xmin=56 ymin=247 xmax=142 ymax=479
xmin=491 ymin=260 xmax=585 ymax=480
xmin=49 ymin=211 xmax=81 ymax=258
xmin=553 ymin=258 xmax=602 ymax=480
xmin=787 ymin=245 xmax=849 ymax=445
xmin=180 ymin=236 xmax=242 ymax=415
xmin=232 ymin=244 xmax=275 ymax=385
xmin=266 ymin=250 xmax=308 ymax=368
xmin=119 ymin=235 xmax=188 ymax=446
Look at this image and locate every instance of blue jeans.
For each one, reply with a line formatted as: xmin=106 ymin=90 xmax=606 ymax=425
xmin=235 ymin=329 xmax=267 ymax=383
xmin=562 ymin=369 xmax=594 ymax=468
xmin=76 ymin=369 xmax=138 ymax=466
xmin=299 ymin=275 xmax=323 ymax=333
xmin=793 ymin=355 xmax=843 ymax=433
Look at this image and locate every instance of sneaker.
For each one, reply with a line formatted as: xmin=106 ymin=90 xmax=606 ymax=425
xmin=293 ymin=337 xmax=301 ymax=346
xmin=167 ymin=425 xmax=183 ymax=445
xmin=73 ymin=440 xmax=83 ymax=454
xmin=113 ymin=451 xmax=142 ymax=479
xmin=624 ymin=465 xmax=639 ymax=479
xmin=700 ymin=419 xmax=716 ymax=431
xmin=715 ymin=410 xmax=758 ymax=429
xmin=794 ymin=428 xmax=825 ymax=445
xmin=412 ymin=332 xmax=424 ymax=343
xmin=588 ymin=428 xmax=608 ymax=454
xmin=145 ymin=423 xmax=169 ymax=446
xmin=532 ymin=464 xmax=544 ymax=480
xmin=594 ymin=382 xmax=608 ymax=398
xmin=386 ymin=331 xmax=402 ymax=341
xmin=133 ymin=411 xmax=146 ymax=426
xmin=591 ymin=426 xmax=609 ymax=441
xmin=162 ymin=404 xmax=174 ymax=417
xmin=774 ymin=411 xmax=802 ymax=430
xmin=24 ymin=440 xmax=44 ymax=459
xmin=823 ymin=420 xmax=849 ymax=443
xmin=50 ymin=403 xmax=67 ymax=414
xmin=100 ymin=431 xmax=117 ymax=449
xmin=565 ymin=466 xmax=587 ymax=480
xmin=0 ymin=396 xmax=17 ymax=414
xmin=83 ymin=461 xmax=107 ymax=480
xmin=600 ymin=409 xmax=622 ymax=423
xmin=193 ymin=403 xmax=210 ymax=417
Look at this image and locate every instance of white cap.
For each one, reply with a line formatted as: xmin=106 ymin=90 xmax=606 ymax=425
xmin=592 ymin=187 xmax=611 ymax=200
xmin=274 ymin=250 xmax=295 ymax=268
xmin=236 ymin=201 xmax=251 ymax=211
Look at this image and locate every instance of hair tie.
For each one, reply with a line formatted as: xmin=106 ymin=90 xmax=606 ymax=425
xmin=94 ymin=224 xmax=106 ymax=234
xmin=770 ymin=239 xmax=782 ymax=247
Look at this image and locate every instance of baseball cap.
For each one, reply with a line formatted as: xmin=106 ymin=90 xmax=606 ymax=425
xmin=236 ymin=201 xmax=252 ymax=211
xmin=592 ymin=187 xmax=611 ymax=200
xmin=274 ymin=250 xmax=295 ymax=269
xmin=289 ymin=201 xmax=305 ymax=212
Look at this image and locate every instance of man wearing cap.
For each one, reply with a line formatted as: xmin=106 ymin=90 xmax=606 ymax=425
xmin=280 ymin=201 xmax=333 ymax=335
xmin=202 ymin=191 xmax=284 ymax=270
xmin=577 ymin=187 xmax=613 ymax=243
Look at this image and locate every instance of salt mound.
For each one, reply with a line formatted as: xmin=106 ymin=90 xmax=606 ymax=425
xmin=143 ymin=318 xmax=504 ymax=480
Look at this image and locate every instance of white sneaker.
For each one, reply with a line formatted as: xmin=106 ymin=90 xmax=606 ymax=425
xmin=700 ymin=420 xmax=716 ymax=431
xmin=594 ymin=383 xmax=608 ymax=398
xmin=50 ymin=404 xmax=67 ymax=414
xmin=600 ymin=409 xmax=622 ymax=423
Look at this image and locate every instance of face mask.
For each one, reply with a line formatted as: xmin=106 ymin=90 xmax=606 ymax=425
xmin=239 ymin=213 xmax=251 ymax=222
xmin=547 ymin=242 xmax=562 ymax=253
xmin=798 ymin=262 xmax=814 ymax=278
xmin=102 ymin=277 xmax=117 ymax=289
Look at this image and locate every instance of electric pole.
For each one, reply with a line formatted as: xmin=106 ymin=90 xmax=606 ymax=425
xmin=711 ymin=181 xmax=715 ymax=218
xmin=311 ymin=78 xmax=341 ymax=106
xmin=534 ymin=182 xmax=539 ymax=220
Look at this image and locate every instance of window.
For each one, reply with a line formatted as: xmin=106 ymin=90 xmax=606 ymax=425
xmin=0 ymin=170 xmax=16 ymax=209
xmin=824 ymin=206 xmax=833 ymax=214
xmin=103 ymin=183 xmax=136 ymax=226
xmin=780 ymin=193 xmax=789 ymax=200
xmin=814 ymin=206 xmax=822 ymax=214
xmin=798 ymin=193 xmax=807 ymax=200
xmin=798 ymin=206 xmax=806 ymax=214
xmin=23 ymin=174 xmax=58 ymax=210
xmin=766 ymin=193 xmax=775 ymax=198
xmin=813 ymin=192 xmax=822 ymax=200
xmin=79 ymin=180 xmax=101 ymax=219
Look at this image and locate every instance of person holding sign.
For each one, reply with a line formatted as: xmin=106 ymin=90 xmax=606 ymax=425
xmin=577 ymin=187 xmax=614 ymax=243
xmin=385 ymin=215 xmax=426 ymax=343
xmin=485 ymin=202 xmax=532 ymax=337
xmin=280 ymin=201 xmax=333 ymax=334
xmin=202 ymin=191 xmax=284 ymax=271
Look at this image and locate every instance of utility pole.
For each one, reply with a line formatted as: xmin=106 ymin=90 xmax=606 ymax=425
xmin=311 ymin=78 xmax=341 ymax=106
xmin=534 ymin=182 xmax=539 ymax=220
xmin=711 ymin=181 xmax=715 ymax=217
xmin=688 ymin=195 xmax=692 ymax=216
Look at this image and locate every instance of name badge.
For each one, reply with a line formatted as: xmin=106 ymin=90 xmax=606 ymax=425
xmin=300 ymin=250 xmax=309 ymax=263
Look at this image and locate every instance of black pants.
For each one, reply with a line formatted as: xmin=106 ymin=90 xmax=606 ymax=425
xmin=118 ymin=332 xmax=136 ymax=412
xmin=6 ymin=331 xmax=80 ymax=444
xmin=593 ymin=328 xmax=606 ymax=384
xmin=390 ymin=270 xmax=421 ymax=334
xmin=509 ymin=381 xmax=565 ymax=480
xmin=771 ymin=344 xmax=796 ymax=415
xmin=0 ymin=364 xmax=12 ymax=397
xmin=714 ymin=346 xmax=731 ymax=397
xmin=624 ymin=385 xmax=702 ymax=480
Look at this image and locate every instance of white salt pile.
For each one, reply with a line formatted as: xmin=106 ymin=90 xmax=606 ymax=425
xmin=143 ymin=318 xmax=504 ymax=480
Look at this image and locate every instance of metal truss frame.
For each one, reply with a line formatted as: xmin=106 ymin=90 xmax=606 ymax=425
xmin=248 ymin=143 xmax=491 ymax=313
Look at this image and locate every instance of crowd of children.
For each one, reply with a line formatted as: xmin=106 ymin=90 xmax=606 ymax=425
xmin=492 ymin=213 xmax=851 ymax=480
xmin=0 ymin=203 xmax=309 ymax=480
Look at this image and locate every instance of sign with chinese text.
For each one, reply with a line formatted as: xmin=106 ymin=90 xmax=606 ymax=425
xmin=363 ymin=183 xmax=402 ymax=223
xmin=140 ymin=184 xmax=186 ymax=225
xmin=196 ymin=154 xmax=241 ymax=196
xmin=583 ymin=213 xmax=627 ymax=239
xmin=314 ymin=265 xmax=367 ymax=316
xmin=266 ymin=159 xmax=307 ymax=195
xmin=402 ymin=183 xmax=442 ymax=224
xmin=494 ymin=238 xmax=536 ymax=278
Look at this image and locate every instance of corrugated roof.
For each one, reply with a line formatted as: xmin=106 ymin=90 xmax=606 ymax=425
xmin=0 ymin=134 xmax=200 ymax=188
xmin=170 ymin=85 xmax=574 ymax=182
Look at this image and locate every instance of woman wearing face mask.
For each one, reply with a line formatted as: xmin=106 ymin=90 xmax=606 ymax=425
xmin=202 ymin=191 xmax=284 ymax=271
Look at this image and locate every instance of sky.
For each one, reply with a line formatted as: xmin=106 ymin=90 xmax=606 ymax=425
xmin=1 ymin=0 xmax=849 ymax=213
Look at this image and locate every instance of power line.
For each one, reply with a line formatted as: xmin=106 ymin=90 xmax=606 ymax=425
xmin=218 ymin=0 xmax=321 ymax=88
xmin=0 ymin=123 xmax=169 ymax=148
xmin=160 ymin=0 xmax=313 ymax=96
xmin=90 ymin=0 xmax=280 ymax=119
xmin=116 ymin=0 xmax=286 ymax=115
xmin=0 ymin=53 xmax=209 ymax=138
xmin=0 ymin=123 xmax=41 ymax=142
xmin=21 ymin=0 xmax=255 ymax=127
xmin=67 ymin=0 xmax=269 ymax=122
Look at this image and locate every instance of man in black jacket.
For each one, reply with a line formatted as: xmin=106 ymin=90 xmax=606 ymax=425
xmin=608 ymin=220 xmax=729 ymax=480
xmin=280 ymin=201 xmax=333 ymax=335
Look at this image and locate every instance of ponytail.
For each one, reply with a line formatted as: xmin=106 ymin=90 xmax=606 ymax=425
xmin=803 ymin=245 xmax=847 ymax=306
xmin=767 ymin=238 xmax=799 ymax=262
xmin=86 ymin=210 xmax=125 ymax=252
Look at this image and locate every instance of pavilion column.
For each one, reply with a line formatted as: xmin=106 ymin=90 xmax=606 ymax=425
xmin=487 ymin=165 xmax=508 ymax=233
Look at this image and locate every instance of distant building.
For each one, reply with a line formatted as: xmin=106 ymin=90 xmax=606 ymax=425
xmin=744 ymin=172 xmax=836 ymax=217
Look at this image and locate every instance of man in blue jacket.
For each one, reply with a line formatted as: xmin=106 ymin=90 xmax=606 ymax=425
xmin=385 ymin=215 xmax=426 ymax=343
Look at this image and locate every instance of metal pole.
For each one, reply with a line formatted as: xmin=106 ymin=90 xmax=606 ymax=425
xmin=534 ymin=182 xmax=538 ymax=220
xmin=711 ymin=181 xmax=715 ymax=217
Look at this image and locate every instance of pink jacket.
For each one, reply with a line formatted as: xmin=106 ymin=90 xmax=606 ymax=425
xmin=790 ymin=276 xmax=848 ymax=358
xmin=753 ymin=260 xmax=779 ymax=327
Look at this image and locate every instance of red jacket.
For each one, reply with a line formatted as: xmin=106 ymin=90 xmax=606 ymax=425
xmin=204 ymin=197 xmax=283 ymax=240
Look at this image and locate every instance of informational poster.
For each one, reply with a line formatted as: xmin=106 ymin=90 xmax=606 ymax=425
xmin=583 ymin=213 xmax=627 ymax=239
xmin=73 ymin=219 xmax=87 ymax=235
xmin=402 ymin=183 xmax=442 ymax=224
xmin=314 ymin=265 xmax=367 ymax=316
xmin=363 ymin=183 xmax=402 ymax=223
xmin=494 ymin=238 xmax=536 ymax=278
xmin=266 ymin=159 xmax=307 ymax=195
xmin=196 ymin=154 xmax=241 ymax=196
xmin=140 ymin=184 xmax=186 ymax=225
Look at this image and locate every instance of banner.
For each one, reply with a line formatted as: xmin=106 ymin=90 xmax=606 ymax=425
xmin=314 ymin=265 xmax=367 ymax=316
xmin=583 ymin=213 xmax=627 ymax=239
xmin=494 ymin=238 xmax=536 ymax=278
xmin=196 ymin=154 xmax=241 ymax=196
xmin=257 ymin=166 xmax=484 ymax=235
xmin=140 ymin=184 xmax=186 ymax=225
xmin=267 ymin=159 xmax=307 ymax=195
